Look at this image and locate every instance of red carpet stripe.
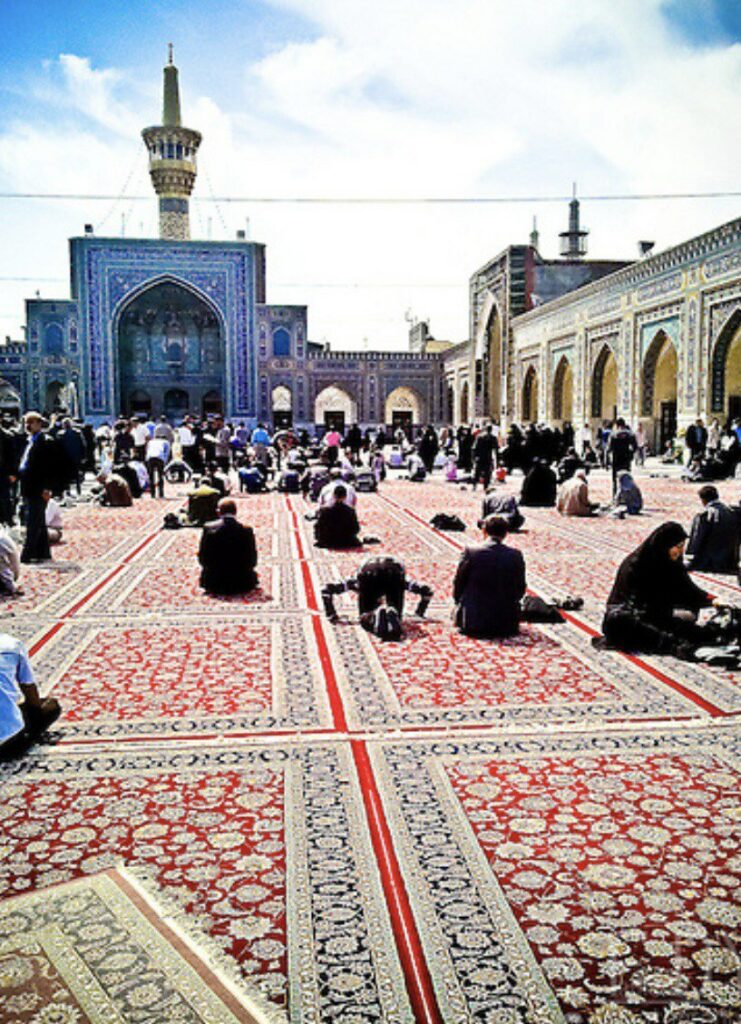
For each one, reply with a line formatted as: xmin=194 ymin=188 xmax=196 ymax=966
xmin=285 ymin=496 xmax=444 ymax=1023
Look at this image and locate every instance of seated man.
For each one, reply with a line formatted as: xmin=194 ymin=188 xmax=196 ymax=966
xmin=321 ymin=555 xmax=432 ymax=640
xmin=557 ymin=447 xmax=584 ymax=483
xmin=113 ymin=460 xmax=142 ymax=499
xmin=557 ymin=469 xmax=596 ymax=517
xmin=238 ymin=461 xmax=268 ymax=494
xmin=102 ymin=472 xmax=133 ymax=507
xmin=315 ymin=485 xmax=362 ymax=549
xmin=407 ymin=452 xmax=427 ymax=481
xmin=481 ymin=491 xmax=524 ymax=532
xmin=44 ymin=489 xmax=63 ymax=544
xmin=453 ymin=515 xmax=526 ymax=638
xmin=198 ymin=498 xmax=258 ymax=595
xmin=520 ymin=459 xmax=557 ymax=507
xmin=686 ymin=484 xmax=740 ymax=573
xmin=318 ymin=469 xmax=357 ymax=508
xmin=0 ymin=527 xmax=21 ymax=596
xmin=0 ymin=630 xmax=60 ymax=760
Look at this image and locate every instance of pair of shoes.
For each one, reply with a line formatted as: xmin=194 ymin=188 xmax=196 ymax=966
xmin=694 ymin=645 xmax=740 ymax=668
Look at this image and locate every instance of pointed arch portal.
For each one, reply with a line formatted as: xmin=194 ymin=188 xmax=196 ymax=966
xmin=522 ymin=365 xmax=539 ymax=423
xmin=117 ymin=279 xmax=224 ymax=419
xmin=642 ymin=330 xmax=678 ymax=451
xmin=552 ymin=356 xmax=573 ymax=423
xmin=711 ymin=308 xmax=741 ymax=420
xmin=591 ymin=345 xmax=618 ymax=421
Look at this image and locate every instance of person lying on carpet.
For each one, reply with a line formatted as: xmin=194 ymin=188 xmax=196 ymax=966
xmin=598 ymin=521 xmax=739 ymax=666
xmin=321 ymin=555 xmax=432 ymax=640
xmin=453 ymin=515 xmax=526 ymax=639
xmin=0 ymin=630 xmax=60 ymax=761
xmin=198 ymin=498 xmax=258 ymax=596
xmin=314 ymin=485 xmax=362 ymax=549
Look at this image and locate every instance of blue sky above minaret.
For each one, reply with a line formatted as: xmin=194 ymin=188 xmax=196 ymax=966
xmin=0 ymin=0 xmax=739 ymax=350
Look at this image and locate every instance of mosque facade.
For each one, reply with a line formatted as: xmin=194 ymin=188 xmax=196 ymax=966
xmin=0 ymin=55 xmax=738 ymax=441
xmin=0 ymin=54 xmax=444 ymax=433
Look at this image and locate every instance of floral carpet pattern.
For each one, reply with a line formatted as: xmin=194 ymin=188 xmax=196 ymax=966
xmin=0 ymin=472 xmax=739 ymax=1022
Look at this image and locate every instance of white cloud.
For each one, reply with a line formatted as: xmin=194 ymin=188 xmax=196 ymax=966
xmin=0 ymin=1 xmax=739 ymax=349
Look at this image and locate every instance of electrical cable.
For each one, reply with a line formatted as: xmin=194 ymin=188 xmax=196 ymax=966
xmin=0 ymin=190 xmax=739 ymax=204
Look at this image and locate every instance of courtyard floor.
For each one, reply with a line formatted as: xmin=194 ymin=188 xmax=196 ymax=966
xmin=0 ymin=469 xmax=739 ymax=1023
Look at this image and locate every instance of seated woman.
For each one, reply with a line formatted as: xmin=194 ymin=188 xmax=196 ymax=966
xmin=612 ymin=470 xmax=643 ymax=515
xmin=599 ymin=522 xmax=734 ymax=663
xmin=520 ymin=459 xmax=557 ymax=507
xmin=453 ymin=516 xmax=526 ymax=638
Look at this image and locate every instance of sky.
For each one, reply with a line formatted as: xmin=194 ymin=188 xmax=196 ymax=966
xmin=0 ymin=0 xmax=739 ymax=351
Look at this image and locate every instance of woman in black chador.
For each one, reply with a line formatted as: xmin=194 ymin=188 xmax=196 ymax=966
xmin=600 ymin=521 xmax=736 ymax=663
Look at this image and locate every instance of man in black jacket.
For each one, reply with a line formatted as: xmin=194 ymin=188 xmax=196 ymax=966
xmin=0 ymin=420 xmax=19 ymax=526
xmin=607 ymin=419 xmax=637 ymax=491
xmin=314 ymin=485 xmax=362 ymax=549
xmin=19 ymin=412 xmax=58 ymax=563
xmin=453 ymin=516 xmax=526 ymax=638
xmin=686 ymin=485 xmax=740 ymax=573
xmin=198 ymin=498 xmax=258 ymax=595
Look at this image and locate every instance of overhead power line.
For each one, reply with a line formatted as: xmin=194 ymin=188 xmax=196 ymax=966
xmin=0 ymin=190 xmax=739 ymax=204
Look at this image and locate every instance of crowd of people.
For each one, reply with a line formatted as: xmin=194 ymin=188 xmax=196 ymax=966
xmin=1 ymin=408 xmax=740 ymax=759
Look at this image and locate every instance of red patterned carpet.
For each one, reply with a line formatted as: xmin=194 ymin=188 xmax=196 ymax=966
xmin=1 ymin=471 xmax=739 ymax=1023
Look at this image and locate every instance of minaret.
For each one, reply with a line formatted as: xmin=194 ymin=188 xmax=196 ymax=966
xmin=529 ymin=216 xmax=540 ymax=251
xmin=142 ymin=46 xmax=202 ymax=241
xmin=559 ymin=183 xmax=589 ymax=259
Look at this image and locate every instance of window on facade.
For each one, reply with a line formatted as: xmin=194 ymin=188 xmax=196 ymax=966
xmin=273 ymin=327 xmax=291 ymax=357
xmin=44 ymin=324 xmax=64 ymax=355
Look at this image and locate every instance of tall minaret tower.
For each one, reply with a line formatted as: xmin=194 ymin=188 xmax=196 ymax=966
xmin=142 ymin=46 xmax=202 ymax=241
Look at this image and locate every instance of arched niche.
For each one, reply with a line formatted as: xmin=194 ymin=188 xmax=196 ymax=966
xmin=591 ymin=344 xmax=618 ymax=421
xmin=44 ymin=323 xmax=64 ymax=356
xmin=641 ymin=330 xmax=678 ymax=451
xmin=315 ymin=385 xmax=357 ymax=434
xmin=710 ymin=308 xmax=741 ymax=420
xmin=384 ymin=386 xmax=423 ymax=437
xmin=552 ymin=355 xmax=574 ymax=424
xmin=522 ymin=365 xmax=539 ymax=423
xmin=272 ymin=384 xmax=293 ymax=429
xmin=273 ymin=327 xmax=291 ymax=358
xmin=45 ymin=380 xmax=66 ymax=414
xmin=484 ymin=303 xmax=503 ymax=419
xmin=116 ymin=279 xmax=224 ymax=419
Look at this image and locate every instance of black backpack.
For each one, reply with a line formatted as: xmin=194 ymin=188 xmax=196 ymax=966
xmin=430 ymin=512 xmax=466 ymax=531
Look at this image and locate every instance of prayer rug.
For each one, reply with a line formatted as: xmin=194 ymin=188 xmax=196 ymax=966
xmin=325 ymin=616 xmax=696 ymax=730
xmin=0 ymin=869 xmax=272 ymax=1023
xmin=35 ymin=618 xmax=332 ymax=739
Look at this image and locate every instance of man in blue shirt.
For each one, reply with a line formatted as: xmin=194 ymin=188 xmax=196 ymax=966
xmin=0 ymin=631 xmax=60 ymax=759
